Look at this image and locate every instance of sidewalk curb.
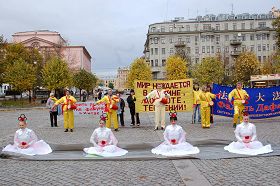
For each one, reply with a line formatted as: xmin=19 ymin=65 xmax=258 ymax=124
xmin=0 ymin=107 xmax=47 ymax=112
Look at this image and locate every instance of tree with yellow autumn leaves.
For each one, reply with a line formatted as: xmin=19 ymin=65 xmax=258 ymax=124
xmin=127 ymin=58 xmax=152 ymax=88
xmin=192 ymin=56 xmax=224 ymax=84
xmin=234 ymin=52 xmax=260 ymax=86
xmin=165 ymin=55 xmax=188 ymax=80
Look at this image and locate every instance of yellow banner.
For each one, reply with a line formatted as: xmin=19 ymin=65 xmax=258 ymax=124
xmin=135 ymin=79 xmax=193 ymax=112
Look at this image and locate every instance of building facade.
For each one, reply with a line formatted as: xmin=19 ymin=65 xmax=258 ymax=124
xmin=98 ymin=75 xmax=117 ymax=88
xmin=115 ymin=67 xmax=129 ymax=91
xmin=144 ymin=11 xmax=277 ymax=80
xmin=12 ymin=30 xmax=92 ymax=72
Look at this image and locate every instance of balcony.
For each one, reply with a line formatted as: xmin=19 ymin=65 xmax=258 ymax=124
xmin=230 ymin=50 xmax=241 ymax=56
xmin=230 ymin=39 xmax=242 ymax=45
xmin=174 ymin=41 xmax=186 ymax=47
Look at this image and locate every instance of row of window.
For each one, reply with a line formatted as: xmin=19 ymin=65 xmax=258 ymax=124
xmin=150 ymin=54 xmax=271 ymax=68
xmin=150 ymin=33 xmax=276 ymax=44
xmin=149 ymin=44 xmax=276 ymax=56
xmin=150 ymin=21 xmax=271 ymax=33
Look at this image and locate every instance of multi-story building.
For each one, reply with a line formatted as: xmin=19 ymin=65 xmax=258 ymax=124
xmin=98 ymin=75 xmax=117 ymax=88
xmin=12 ymin=30 xmax=92 ymax=72
xmin=115 ymin=67 xmax=129 ymax=91
xmin=144 ymin=11 xmax=278 ymax=80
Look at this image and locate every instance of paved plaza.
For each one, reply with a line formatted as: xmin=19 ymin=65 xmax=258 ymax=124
xmin=0 ymin=105 xmax=280 ymax=186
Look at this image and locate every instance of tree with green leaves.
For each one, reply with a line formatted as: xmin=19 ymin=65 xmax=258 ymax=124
xmin=73 ymin=69 xmax=97 ymax=100
xmin=165 ymin=55 xmax=188 ymax=80
xmin=127 ymin=58 xmax=152 ymax=88
xmin=0 ymin=35 xmax=8 ymax=84
xmin=234 ymin=52 xmax=260 ymax=86
xmin=4 ymin=58 xmax=36 ymax=97
xmin=192 ymin=57 xmax=224 ymax=85
xmin=108 ymin=82 xmax=114 ymax=89
xmin=42 ymin=57 xmax=73 ymax=92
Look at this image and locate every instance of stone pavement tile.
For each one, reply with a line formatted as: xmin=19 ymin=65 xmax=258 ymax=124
xmin=0 ymin=159 xmax=185 ymax=185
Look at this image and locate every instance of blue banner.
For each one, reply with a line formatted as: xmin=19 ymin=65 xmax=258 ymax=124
xmin=212 ymin=84 xmax=280 ymax=119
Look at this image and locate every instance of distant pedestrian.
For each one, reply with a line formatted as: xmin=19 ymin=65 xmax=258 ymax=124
xmin=117 ymin=93 xmax=125 ymax=126
xmin=46 ymin=93 xmax=58 ymax=127
xmin=127 ymin=89 xmax=140 ymax=127
xmin=97 ymin=89 xmax=102 ymax=100
xmin=192 ymin=83 xmax=201 ymax=124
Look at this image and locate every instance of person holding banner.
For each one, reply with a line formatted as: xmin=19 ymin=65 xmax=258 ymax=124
xmin=224 ymin=112 xmax=272 ymax=155
xmin=228 ymin=82 xmax=249 ymax=128
xmin=83 ymin=116 xmax=128 ymax=157
xmin=146 ymin=83 xmax=170 ymax=130
xmin=52 ymin=89 xmax=77 ymax=132
xmin=151 ymin=112 xmax=200 ymax=156
xmin=95 ymin=89 xmax=120 ymax=131
xmin=199 ymin=85 xmax=216 ymax=128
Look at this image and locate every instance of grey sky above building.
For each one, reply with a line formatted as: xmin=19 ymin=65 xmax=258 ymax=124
xmin=0 ymin=0 xmax=278 ymax=76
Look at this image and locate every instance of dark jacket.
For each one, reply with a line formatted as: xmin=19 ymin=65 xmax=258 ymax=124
xmin=119 ymin=98 xmax=125 ymax=112
xmin=127 ymin=95 xmax=136 ymax=109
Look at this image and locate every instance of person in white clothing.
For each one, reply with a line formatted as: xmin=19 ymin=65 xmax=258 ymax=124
xmin=83 ymin=116 xmax=128 ymax=157
xmin=151 ymin=111 xmax=200 ymax=156
xmin=2 ymin=114 xmax=52 ymax=156
xmin=224 ymin=112 xmax=273 ymax=155
xmin=146 ymin=83 xmax=170 ymax=130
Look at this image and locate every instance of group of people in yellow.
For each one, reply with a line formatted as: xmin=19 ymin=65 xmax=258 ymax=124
xmin=193 ymin=82 xmax=249 ymax=128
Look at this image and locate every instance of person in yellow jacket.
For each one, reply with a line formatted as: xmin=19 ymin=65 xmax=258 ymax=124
xmin=193 ymin=83 xmax=201 ymax=124
xmin=52 ymin=89 xmax=77 ymax=132
xmin=96 ymin=89 xmax=120 ymax=131
xmin=228 ymin=82 xmax=249 ymax=128
xmin=199 ymin=85 xmax=216 ymax=128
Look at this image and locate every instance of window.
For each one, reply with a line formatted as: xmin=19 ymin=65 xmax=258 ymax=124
xmin=258 ymin=56 xmax=261 ymax=62
xmin=186 ymin=36 xmax=190 ymax=43
xmin=202 ymin=46 xmax=205 ymax=53
xmin=224 ymin=23 xmax=228 ymax=30
xmin=151 ymin=48 xmax=154 ymax=55
xmin=150 ymin=38 xmax=153 ymax=44
xmin=206 ymin=35 xmax=210 ymax=42
xmin=258 ymin=45 xmax=261 ymax=51
xmin=162 ymin=59 xmax=166 ymax=66
xmin=258 ymin=22 xmax=266 ymax=28
xmin=216 ymin=35 xmax=220 ymax=43
xmin=203 ymin=24 xmax=211 ymax=31
xmin=154 ymin=37 xmax=158 ymax=44
xmin=186 ymin=25 xmax=190 ymax=31
xmin=201 ymin=35 xmax=205 ymax=42
xmin=195 ymin=47 xmax=199 ymax=54
xmin=216 ymin=24 xmax=220 ymax=30
xmin=233 ymin=23 xmax=237 ymax=30
xmin=267 ymin=44 xmax=270 ymax=51
xmin=162 ymin=48 xmax=165 ymax=55
xmin=225 ymin=35 xmax=229 ymax=41
xmin=161 ymin=37 xmax=165 ymax=44
xmin=250 ymin=45 xmax=254 ymax=52
xmin=262 ymin=45 xmax=266 ymax=51
xmin=241 ymin=34 xmax=246 ymax=41
xmin=170 ymin=48 xmax=174 ymax=54
xmin=225 ymin=46 xmax=229 ymax=53
xmin=195 ymin=36 xmax=199 ymax=42
xmin=178 ymin=26 xmax=183 ymax=32
xmin=250 ymin=34 xmax=254 ymax=41
xmin=241 ymin=23 xmax=245 ymax=30
xmin=250 ymin=22 xmax=254 ymax=29
xmin=273 ymin=44 xmax=276 ymax=51
xmin=262 ymin=33 xmax=266 ymax=40
xmin=169 ymin=25 xmax=173 ymax=32
xmin=195 ymin=58 xmax=199 ymax=64
xmin=256 ymin=34 xmax=261 ymax=40
xmin=161 ymin=26 xmax=165 ymax=32
xmin=263 ymin=56 xmax=266 ymax=62
xmin=216 ymin=46 xmax=221 ymax=53
xmin=242 ymin=46 xmax=246 ymax=52
xmin=155 ymin=59 xmax=158 ymax=66
xmin=151 ymin=60 xmax=154 ymax=67
xmin=207 ymin=46 xmax=210 ymax=53
xmin=155 ymin=48 xmax=158 ymax=55
xmin=169 ymin=37 xmax=174 ymax=43
xmin=211 ymin=46 xmax=214 ymax=53
xmin=178 ymin=37 xmax=182 ymax=42
xmin=151 ymin=27 xmax=156 ymax=32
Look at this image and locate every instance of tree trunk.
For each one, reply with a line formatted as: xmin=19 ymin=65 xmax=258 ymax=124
xmin=80 ymin=89 xmax=82 ymax=101
xmin=28 ymin=90 xmax=32 ymax=103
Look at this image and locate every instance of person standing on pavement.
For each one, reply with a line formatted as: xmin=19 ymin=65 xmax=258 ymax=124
xmin=46 ymin=93 xmax=58 ymax=127
xmin=95 ymin=89 xmax=120 ymax=131
xmin=146 ymin=83 xmax=170 ymax=130
xmin=52 ymin=89 xmax=77 ymax=132
xmin=127 ymin=89 xmax=140 ymax=127
xmin=228 ymin=82 xmax=249 ymax=128
xmin=97 ymin=89 xmax=103 ymax=100
xmin=117 ymin=93 xmax=125 ymax=127
xmin=192 ymin=83 xmax=201 ymax=124
xmin=199 ymin=85 xmax=216 ymax=129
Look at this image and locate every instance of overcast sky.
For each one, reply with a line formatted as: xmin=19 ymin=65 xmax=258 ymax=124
xmin=0 ymin=0 xmax=278 ymax=76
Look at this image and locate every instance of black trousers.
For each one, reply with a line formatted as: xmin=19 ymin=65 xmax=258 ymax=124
xmin=129 ymin=108 xmax=140 ymax=124
xmin=50 ymin=111 xmax=58 ymax=127
xmin=118 ymin=112 xmax=124 ymax=126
